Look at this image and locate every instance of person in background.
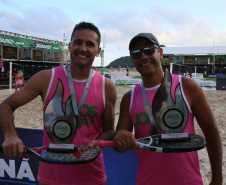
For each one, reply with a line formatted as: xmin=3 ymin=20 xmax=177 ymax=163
xmin=12 ymin=67 xmax=17 ymax=84
xmin=7 ymin=67 xmax=17 ymax=85
xmin=15 ymin=69 xmax=25 ymax=92
xmin=126 ymin=66 xmax=129 ymax=76
xmin=113 ymin=33 xmax=222 ymax=185
xmin=0 ymin=21 xmax=117 ymax=185
xmin=0 ymin=56 xmax=4 ymax=78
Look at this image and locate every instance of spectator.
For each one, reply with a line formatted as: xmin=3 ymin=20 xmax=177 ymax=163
xmin=0 ymin=56 xmax=4 ymax=78
xmin=15 ymin=69 xmax=24 ymax=91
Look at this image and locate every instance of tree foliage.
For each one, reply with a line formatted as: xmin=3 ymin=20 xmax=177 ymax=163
xmin=107 ymin=56 xmax=134 ymax=67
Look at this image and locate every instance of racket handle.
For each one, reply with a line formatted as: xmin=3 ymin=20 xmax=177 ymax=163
xmin=99 ymin=140 xmax=117 ymax=148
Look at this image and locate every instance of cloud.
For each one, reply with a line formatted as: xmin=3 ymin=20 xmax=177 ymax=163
xmin=0 ymin=6 xmax=76 ymax=41
xmin=94 ymin=5 xmax=223 ymax=48
xmin=1 ymin=2 xmax=226 ymax=66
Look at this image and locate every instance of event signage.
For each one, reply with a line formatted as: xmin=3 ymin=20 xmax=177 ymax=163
xmin=54 ymin=52 xmax=62 ymax=62
xmin=184 ymin=57 xmax=196 ymax=64
xmin=111 ymin=76 xmax=142 ymax=85
xmin=44 ymin=51 xmax=54 ymax=62
xmin=0 ymin=127 xmax=138 ymax=185
xmin=0 ymin=128 xmax=42 ymax=185
xmin=33 ymin=50 xmax=43 ymax=61
xmin=19 ymin=48 xmax=32 ymax=60
xmin=3 ymin=46 xmax=17 ymax=59
xmin=192 ymin=73 xmax=216 ymax=90
xmin=0 ymin=34 xmax=62 ymax=52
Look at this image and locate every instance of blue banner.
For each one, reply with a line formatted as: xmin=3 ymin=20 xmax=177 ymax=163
xmin=0 ymin=128 xmax=138 ymax=185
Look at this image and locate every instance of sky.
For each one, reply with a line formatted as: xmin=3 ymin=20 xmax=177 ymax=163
xmin=1 ymin=0 xmax=226 ymax=66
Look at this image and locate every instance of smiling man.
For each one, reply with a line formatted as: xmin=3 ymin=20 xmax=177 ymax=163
xmin=0 ymin=22 xmax=117 ymax=185
xmin=113 ymin=33 xmax=222 ymax=185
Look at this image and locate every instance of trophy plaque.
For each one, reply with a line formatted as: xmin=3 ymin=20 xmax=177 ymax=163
xmin=44 ymin=79 xmax=79 ymax=153
xmin=152 ymin=68 xmax=189 ymax=140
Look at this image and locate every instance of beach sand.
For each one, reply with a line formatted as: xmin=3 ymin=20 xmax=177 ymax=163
xmin=0 ymin=72 xmax=225 ymax=184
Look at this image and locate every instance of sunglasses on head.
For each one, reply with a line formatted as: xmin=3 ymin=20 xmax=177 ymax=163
xmin=130 ymin=45 xmax=159 ymax=60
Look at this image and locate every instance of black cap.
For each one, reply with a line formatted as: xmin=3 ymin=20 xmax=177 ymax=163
xmin=129 ymin=33 xmax=160 ymax=50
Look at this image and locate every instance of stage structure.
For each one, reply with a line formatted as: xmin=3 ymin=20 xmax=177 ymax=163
xmin=0 ymin=28 xmax=70 ymax=90
xmin=0 ymin=28 xmax=69 ymax=63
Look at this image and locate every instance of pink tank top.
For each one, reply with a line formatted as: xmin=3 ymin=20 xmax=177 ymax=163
xmin=37 ymin=65 xmax=107 ymax=185
xmin=0 ymin=59 xmax=3 ymax=68
xmin=130 ymin=74 xmax=203 ymax=185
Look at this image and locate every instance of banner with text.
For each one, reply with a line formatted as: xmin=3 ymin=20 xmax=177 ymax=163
xmin=192 ymin=73 xmax=216 ymax=90
xmin=0 ymin=128 xmax=138 ymax=185
xmin=19 ymin=48 xmax=32 ymax=60
xmin=54 ymin=52 xmax=62 ymax=62
xmin=0 ymin=34 xmax=62 ymax=52
xmin=33 ymin=50 xmax=43 ymax=61
xmin=44 ymin=51 xmax=54 ymax=62
xmin=111 ymin=76 xmax=142 ymax=85
xmin=3 ymin=46 xmax=17 ymax=59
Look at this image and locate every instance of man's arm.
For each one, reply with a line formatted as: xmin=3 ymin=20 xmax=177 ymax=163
xmin=97 ymin=78 xmax=117 ymax=140
xmin=88 ymin=78 xmax=116 ymax=150
xmin=182 ymin=77 xmax=222 ymax=184
xmin=0 ymin=69 xmax=51 ymax=158
xmin=113 ymin=91 xmax=137 ymax=153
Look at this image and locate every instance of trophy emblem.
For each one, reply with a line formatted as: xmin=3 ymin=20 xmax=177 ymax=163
xmin=151 ymin=68 xmax=189 ymax=139
xmin=44 ymin=79 xmax=79 ymax=152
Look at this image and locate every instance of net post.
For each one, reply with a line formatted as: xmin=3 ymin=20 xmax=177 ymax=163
xmin=170 ymin=63 xmax=173 ymax=74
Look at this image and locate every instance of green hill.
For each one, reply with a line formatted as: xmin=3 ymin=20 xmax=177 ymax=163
xmin=107 ymin=56 xmax=134 ymax=67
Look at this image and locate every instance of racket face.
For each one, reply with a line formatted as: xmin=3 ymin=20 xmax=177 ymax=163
xmin=136 ymin=134 xmax=206 ymax=153
xmin=27 ymin=145 xmax=99 ymax=165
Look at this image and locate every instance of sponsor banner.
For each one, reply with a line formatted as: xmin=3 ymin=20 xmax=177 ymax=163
xmin=19 ymin=48 xmax=31 ymax=60
xmin=161 ymin=58 xmax=173 ymax=64
xmin=35 ymin=42 xmax=62 ymax=53
xmin=214 ymin=55 xmax=226 ymax=64
xmin=197 ymin=57 xmax=209 ymax=64
xmin=111 ymin=76 xmax=142 ymax=85
xmin=0 ymin=128 xmax=43 ymax=185
xmin=184 ymin=57 xmax=196 ymax=64
xmin=171 ymin=57 xmax=183 ymax=64
xmin=216 ymin=78 xmax=226 ymax=90
xmin=203 ymin=73 xmax=219 ymax=78
xmin=0 ymin=128 xmax=138 ymax=185
xmin=33 ymin=50 xmax=43 ymax=61
xmin=0 ymin=34 xmax=62 ymax=52
xmin=110 ymin=74 xmax=224 ymax=90
xmin=192 ymin=73 xmax=216 ymax=89
xmin=3 ymin=46 xmax=17 ymax=59
xmin=44 ymin=51 xmax=54 ymax=62
xmin=54 ymin=52 xmax=62 ymax=62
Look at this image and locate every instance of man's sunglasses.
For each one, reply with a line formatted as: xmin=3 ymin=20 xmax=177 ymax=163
xmin=130 ymin=45 xmax=159 ymax=60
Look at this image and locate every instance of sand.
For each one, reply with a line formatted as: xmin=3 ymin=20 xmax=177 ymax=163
xmin=0 ymin=72 xmax=225 ymax=184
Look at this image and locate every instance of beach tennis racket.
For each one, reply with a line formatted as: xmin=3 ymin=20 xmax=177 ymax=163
xmin=0 ymin=145 xmax=99 ymax=165
xmin=99 ymin=133 xmax=206 ymax=153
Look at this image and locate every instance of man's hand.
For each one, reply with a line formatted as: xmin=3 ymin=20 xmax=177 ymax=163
xmin=2 ymin=136 xmax=28 ymax=159
xmin=113 ymin=129 xmax=137 ymax=153
xmin=87 ymin=140 xmax=101 ymax=153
